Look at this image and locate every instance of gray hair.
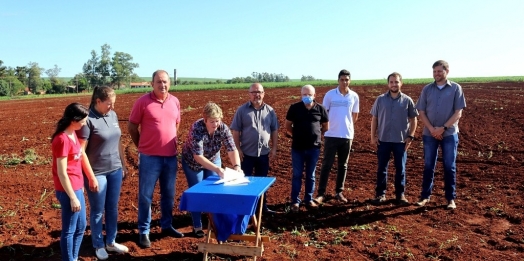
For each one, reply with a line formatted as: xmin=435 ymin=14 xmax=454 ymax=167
xmin=301 ymin=84 xmax=315 ymax=93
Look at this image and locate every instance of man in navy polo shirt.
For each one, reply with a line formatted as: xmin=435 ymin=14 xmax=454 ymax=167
xmin=369 ymin=72 xmax=418 ymax=206
xmin=415 ymin=60 xmax=466 ymax=210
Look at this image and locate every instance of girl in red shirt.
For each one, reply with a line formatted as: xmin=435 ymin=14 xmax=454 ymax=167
xmin=51 ymin=102 xmax=99 ymax=261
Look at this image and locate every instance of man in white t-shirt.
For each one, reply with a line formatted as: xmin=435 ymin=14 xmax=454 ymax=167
xmin=314 ymin=69 xmax=359 ymax=204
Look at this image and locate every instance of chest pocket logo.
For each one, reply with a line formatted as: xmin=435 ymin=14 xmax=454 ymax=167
xmin=73 ymin=151 xmax=82 ymax=161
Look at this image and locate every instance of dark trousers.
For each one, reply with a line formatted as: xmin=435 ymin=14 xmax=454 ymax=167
xmin=241 ymin=154 xmax=270 ymax=210
xmin=317 ymin=137 xmax=352 ymax=196
xmin=375 ymin=142 xmax=407 ymax=198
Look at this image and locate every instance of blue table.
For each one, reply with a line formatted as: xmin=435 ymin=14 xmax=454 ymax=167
xmin=179 ymin=176 xmax=276 ymax=260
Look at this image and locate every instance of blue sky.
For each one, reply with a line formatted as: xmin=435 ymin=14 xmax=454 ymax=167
xmin=1 ymin=0 xmax=523 ymax=80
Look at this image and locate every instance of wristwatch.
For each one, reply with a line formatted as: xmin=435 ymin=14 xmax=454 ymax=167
xmin=407 ymin=135 xmax=415 ymax=141
xmin=443 ymin=126 xmax=448 ymax=131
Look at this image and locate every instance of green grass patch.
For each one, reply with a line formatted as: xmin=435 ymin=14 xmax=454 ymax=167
xmin=2 ymin=76 xmax=523 ymax=101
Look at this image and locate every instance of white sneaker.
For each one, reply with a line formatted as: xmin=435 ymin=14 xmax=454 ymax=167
xmin=95 ymin=248 xmax=109 ymax=260
xmin=106 ymin=242 xmax=129 ymax=254
xmin=446 ymin=200 xmax=456 ymax=210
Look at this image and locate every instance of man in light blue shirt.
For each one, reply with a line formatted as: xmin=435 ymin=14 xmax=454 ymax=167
xmin=415 ymin=60 xmax=466 ymax=210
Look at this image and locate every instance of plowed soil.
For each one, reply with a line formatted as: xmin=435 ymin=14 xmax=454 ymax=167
xmin=1 ymin=82 xmax=523 ymax=260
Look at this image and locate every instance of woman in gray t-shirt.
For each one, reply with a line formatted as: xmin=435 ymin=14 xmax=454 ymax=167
xmin=76 ymin=86 xmax=129 ymax=260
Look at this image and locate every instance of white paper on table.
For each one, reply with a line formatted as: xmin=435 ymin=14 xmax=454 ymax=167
xmin=213 ymin=167 xmax=250 ymax=185
xmin=223 ymin=177 xmax=250 ymax=186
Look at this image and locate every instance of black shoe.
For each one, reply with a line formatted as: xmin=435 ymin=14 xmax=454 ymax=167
xmin=139 ymin=234 xmax=151 ymax=248
xmin=193 ymin=229 xmax=205 ymax=238
xmin=162 ymin=227 xmax=184 ymax=238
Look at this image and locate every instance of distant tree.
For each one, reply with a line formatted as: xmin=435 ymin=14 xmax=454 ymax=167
xmin=0 ymin=80 xmax=8 ymax=96
xmin=0 ymin=60 xmax=6 ymax=77
xmin=41 ymin=79 xmax=53 ymax=94
xmin=69 ymin=73 xmax=89 ymax=92
xmin=275 ymin=73 xmax=287 ymax=82
xmin=0 ymin=77 xmax=24 ymax=96
xmin=97 ymin=44 xmax=112 ymax=84
xmin=45 ymin=64 xmax=63 ymax=93
xmin=83 ymin=50 xmax=100 ymax=90
xmin=301 ymin=75 xmax=316 ymax=81
xmin=27 ymin=62 xmax=43 ymax=93
xmin=230 ymin=77 xmax=245 ymax=84
xmin=251 ymin=72 xmax=260 ymax=81
xmin=111 ymin=51 xmax=139 ymax=89
xmin=4 ymin=66 xmax=15 ymax=77
xmin=244 ymin=76 xmax=254 ymax=83
xmin=45 ymin=64 xmax=61 ymax=79
xmin=128 ymin=73 xmax=143 ymax=83
xmin=53 ymin=80 xmax=67 ymax=94
xmin=228 ymin=72 xmax=289 ymax=84
xmin=15 ymin=66 xmax=28 ymax=84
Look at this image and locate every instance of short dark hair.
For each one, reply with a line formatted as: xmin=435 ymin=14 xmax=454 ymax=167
xmin=432 ymin=60 xmax=449 ymax=71
xmin=387 ymin=72 xmax=403 ymax=83
xmin=152 ymin=70 xmax=170 ymax=80
xmin=338 ymin=69 xmax=351 ymax=80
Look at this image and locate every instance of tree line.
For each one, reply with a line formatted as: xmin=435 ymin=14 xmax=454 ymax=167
xmin=0 ymin=44 xmax=140 ymax=96
xmin=0 ymin=44 xmax=320 ymax=96
xmin=226 ymin=72 xmax=290 ymax=84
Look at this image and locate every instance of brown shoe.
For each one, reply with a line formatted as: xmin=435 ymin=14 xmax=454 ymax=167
xmin=335 ymin=192 xmax=348 ymax=203
xmin=313 ymin=195 xmax=325 ymax=205
xmin=290 ymin=203 xmax=299 ymax=213
xmin=306 ymin=201 xmax=318 ymax=209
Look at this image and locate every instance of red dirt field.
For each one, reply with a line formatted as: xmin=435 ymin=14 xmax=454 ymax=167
xmin=0 ymin=82 xmax=523 ymax=261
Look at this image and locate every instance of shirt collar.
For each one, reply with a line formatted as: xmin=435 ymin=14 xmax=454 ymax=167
xmin=432 ymin=79 xmax=451 ymax=88
xmin=386 ymin=91 xmax=402 ymax=100
xmin=149 ymin=92 xmax=169 ymax=102
xmin=248 ymin=101 xmax=265 ymax=110
xmin=90 ymin=108 xmax=107 ymax=118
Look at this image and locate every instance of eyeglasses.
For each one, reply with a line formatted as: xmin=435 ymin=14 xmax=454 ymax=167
xmin=249 ymin=91 xmax=264 ymax=94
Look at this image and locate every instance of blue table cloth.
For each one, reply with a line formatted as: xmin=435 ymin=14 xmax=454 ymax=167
xmin=179 ymin=176 xmax=276 ymax=241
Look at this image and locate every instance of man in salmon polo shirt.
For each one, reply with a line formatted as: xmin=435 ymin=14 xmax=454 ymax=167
xmin=128 ymin=70 xmax=183 ymax=248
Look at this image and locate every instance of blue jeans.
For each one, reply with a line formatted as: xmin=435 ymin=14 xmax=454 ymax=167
xmin=241 ymin=154 xmax=270 ymax=210
xmin=138 ymin=153 xmax=178 ymax=234
xmin=182 ymin=156 xmax=221 ymax=229
xmin=421 ymin=134 xmax=459 ymax=200
xmin=84 ymin=168 xmax=123 ymax=248
xmin=317 ymin=137 xmax=352 ymax=196
xmin=375 ymin=142 xmax=407 ymax=198
xmin=56 ymin=189 xmax=86 ymax=261
xmin=291 ymin=148 xmax=320 ymax=204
